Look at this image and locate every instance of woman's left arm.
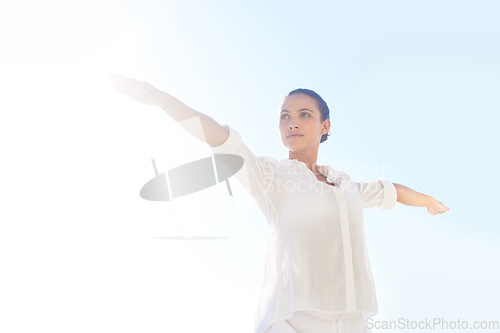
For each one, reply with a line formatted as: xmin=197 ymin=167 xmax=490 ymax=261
xmin=393 ymin=183 xmax=450 ymax=215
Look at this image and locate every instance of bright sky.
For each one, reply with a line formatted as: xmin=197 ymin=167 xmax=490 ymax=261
xmin=1 ymin=0 xmax=499 ymax=332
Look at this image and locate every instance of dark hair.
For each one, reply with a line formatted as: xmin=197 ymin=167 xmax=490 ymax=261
xmin=283 ymin=88 xmax=331 ymax=143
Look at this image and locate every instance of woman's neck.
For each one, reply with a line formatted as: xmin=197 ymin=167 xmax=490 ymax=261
xmin=288 ymin=150 xmax=321 ymax=176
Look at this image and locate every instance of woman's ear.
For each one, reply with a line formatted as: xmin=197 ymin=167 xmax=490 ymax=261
xmin=321 ymin=119 xmax=331 ymax=134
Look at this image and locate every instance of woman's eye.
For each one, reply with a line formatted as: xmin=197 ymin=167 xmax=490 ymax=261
xmin=301 ymin=112 xmax=310 ymax=117
xmin=280 ymin=114 xmax=289 ymax=119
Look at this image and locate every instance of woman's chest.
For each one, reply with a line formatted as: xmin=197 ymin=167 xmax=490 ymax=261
xmin=269 ymin=173 xmax=364 ymax=228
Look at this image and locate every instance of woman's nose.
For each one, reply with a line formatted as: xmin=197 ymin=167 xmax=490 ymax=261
xmin=288 ymin=119 xmax=299 ymax=128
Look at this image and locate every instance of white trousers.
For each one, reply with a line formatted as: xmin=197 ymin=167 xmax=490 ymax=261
xmin=265 ymin=310 xmax=373 ymax=333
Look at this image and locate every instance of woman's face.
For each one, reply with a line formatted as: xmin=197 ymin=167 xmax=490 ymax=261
xmin=279 ymin=93 xmax=330 ymax=152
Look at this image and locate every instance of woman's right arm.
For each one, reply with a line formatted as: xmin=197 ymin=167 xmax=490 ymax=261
xmin=109 ymin=74 xmax=229 ymax=147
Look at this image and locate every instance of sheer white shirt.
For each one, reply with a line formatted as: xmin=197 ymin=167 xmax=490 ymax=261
xmin=210 ymin=125 xmax=398 ymax=333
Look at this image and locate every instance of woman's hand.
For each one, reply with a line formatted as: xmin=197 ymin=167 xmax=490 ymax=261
xmin=108 ymin=73 xmax=228 ymax=146
xmin=426 ymin=197 xmax=450 ymax=215
xmin=109 ymin=73 xmax=163 ymax=106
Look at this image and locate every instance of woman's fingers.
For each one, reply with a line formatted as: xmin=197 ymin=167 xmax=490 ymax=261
xmin=109 ymin=73 xmax=137 ymax=92
xmin=427 ymin=202 xmax=450 ymax=215
xmin=438 ymin=202 xmax=450 ymax=214
xmin=109 ymin=73 xmax=157 ymax=105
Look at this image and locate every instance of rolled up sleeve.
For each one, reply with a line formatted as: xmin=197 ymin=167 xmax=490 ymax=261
xmin=209 ymin=125 xmax=275 ymax=203
xmin=352 ymin=178 xmax=398 ymax=210
xmin=209 ymin=124 xmax=242 ymax=154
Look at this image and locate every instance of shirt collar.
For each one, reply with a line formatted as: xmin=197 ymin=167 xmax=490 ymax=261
xmin=279 ymin=158 xmax=339 ymax=183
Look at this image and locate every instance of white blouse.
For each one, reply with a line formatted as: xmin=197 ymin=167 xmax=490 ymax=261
xmin=210 ymin=125 xmax=398 ymax=333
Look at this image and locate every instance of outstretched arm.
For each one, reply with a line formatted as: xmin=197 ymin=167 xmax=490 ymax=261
xmin=109 ymin=74 xmax=229 ymax=147
xmin=393 ymin=183 xmax=450 ymax=215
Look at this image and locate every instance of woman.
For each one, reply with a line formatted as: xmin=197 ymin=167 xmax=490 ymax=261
xmin=110 ymin=74 xmax=450 ymax=333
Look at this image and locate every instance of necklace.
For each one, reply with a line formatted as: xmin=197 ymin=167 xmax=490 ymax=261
xmin=316 ymin=171 xmax=336 ymax=186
